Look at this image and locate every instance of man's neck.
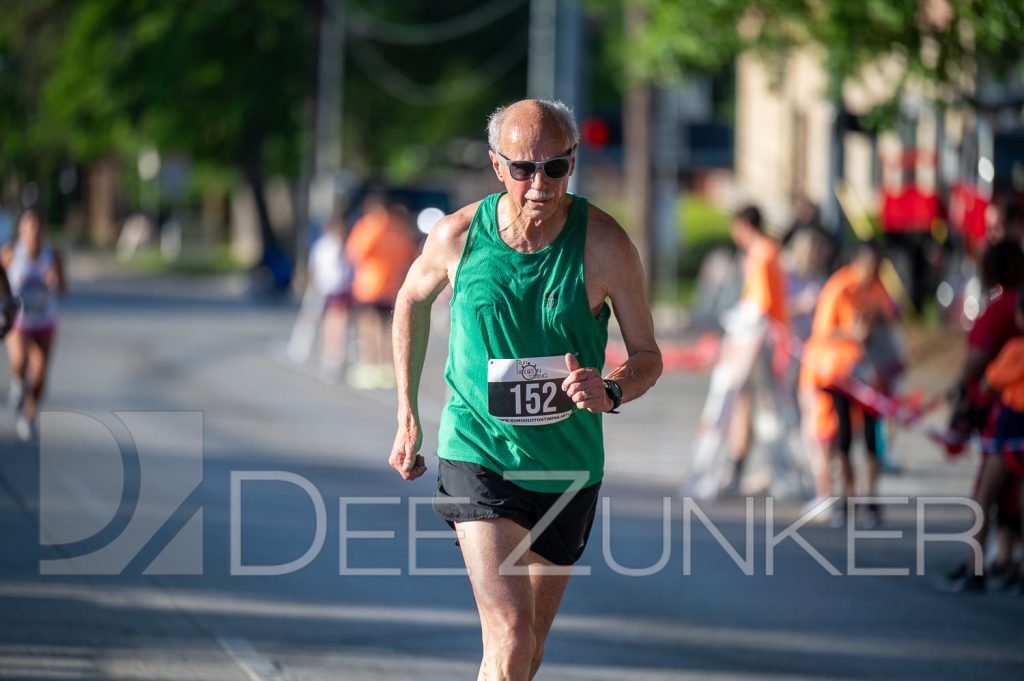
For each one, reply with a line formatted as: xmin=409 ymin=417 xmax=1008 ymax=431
xmin=498 ymin=194 xmax=572 ymax=253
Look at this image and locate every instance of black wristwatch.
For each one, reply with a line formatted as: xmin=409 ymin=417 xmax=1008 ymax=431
xmin=603 ymin=379 xmax=623 ymax=414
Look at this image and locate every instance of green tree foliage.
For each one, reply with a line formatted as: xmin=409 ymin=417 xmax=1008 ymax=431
xmin=0 ymin=1 xmax=68 ymax=186
xmin=617 ymin=0 xmax=1024 ymax=111
xmin=341 ymin=0 xmax=528 ymax=176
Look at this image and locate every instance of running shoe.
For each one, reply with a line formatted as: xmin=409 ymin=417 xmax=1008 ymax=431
xmin=860 ymin=503 xmax=882 ymax=530
xmin=801 ymin=496 xmax=835 ymax=524
xmin=346 ymin=364 xmax=376 ymax=390
xmin=15 ymin=415 xmax=34 ymax=443
xmin=373 ymin=364 xmax=396 ymax=389
xmin=997 ymin=564 xmax=1021 ymax=592
xmin=829 ymin=500 xmax=848 ymax=528
xmin=937 ymin=565 xmax=986 ymax=594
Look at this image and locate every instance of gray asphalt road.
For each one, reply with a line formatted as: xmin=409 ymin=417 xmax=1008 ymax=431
xmin=0 ymin=255 xmax=1021 ymax=681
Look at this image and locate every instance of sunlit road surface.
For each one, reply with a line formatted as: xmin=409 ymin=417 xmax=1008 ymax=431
xmin=0 ymin=254 xmax=1020 ymax=681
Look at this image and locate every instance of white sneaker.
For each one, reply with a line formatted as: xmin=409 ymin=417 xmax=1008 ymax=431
xmin=801 ymin=496 xmax=836 ymax=524
xmin=15 ymin=415 xmax=34 ymax=442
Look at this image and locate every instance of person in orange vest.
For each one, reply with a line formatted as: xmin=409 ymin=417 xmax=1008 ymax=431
xmin=724 ymin=204 xmax=789 ymax=494
xmin=800 ymin=241 xmax=897 ymax=528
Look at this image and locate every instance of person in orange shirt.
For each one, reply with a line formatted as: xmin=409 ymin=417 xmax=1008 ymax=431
xmin=724 ymin=205 xmax=789 ymax=493
xmin=733 ymin=205 xmax=788 ymax=328
xmin=800 ymin=241 xmax=896 ymax=527
xmin=345 ymin=194 xmax=418 ymax=388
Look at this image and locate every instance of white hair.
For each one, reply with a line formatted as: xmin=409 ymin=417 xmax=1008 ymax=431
xmin=486 ymin=99 xmax=580 ymax=154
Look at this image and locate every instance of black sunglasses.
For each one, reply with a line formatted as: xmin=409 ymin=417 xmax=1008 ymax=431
xmin=494 ymin=150 xmax=574 ymax=181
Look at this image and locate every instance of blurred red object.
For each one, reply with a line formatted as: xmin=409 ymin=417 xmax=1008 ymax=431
xmin=948 ymin=182 xmax=988 ymax=249
xmin=926 ymin=427 xmax=968 ymax=457
xmin=580 ymin=117 xmax=610 ymax=148
xmin=606 ymin=333 xmax=721 ymax=373
xmin=881 ymin=186 xmax=942 ymax=233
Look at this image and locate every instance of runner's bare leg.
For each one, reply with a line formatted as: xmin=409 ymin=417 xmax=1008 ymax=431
xmin=456 ymin=518 xmax=571 ymax=681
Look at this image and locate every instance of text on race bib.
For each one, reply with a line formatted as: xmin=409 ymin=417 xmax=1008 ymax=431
xmin=487 ymin=356 xmax=574 ymax=426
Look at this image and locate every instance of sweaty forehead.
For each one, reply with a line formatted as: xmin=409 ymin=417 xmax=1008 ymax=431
xmin=499 ymin=106 xmax=570 ymax=159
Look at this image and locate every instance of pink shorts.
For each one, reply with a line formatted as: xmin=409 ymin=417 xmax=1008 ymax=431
xmin=13 ymin=324 xmax=56 ymax=343
xmin=324 ymin=292 xmax=353 ymax=311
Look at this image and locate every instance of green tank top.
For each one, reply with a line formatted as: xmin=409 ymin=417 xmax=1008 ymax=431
xmin=438 ymin=192 xmax=610 ymax=493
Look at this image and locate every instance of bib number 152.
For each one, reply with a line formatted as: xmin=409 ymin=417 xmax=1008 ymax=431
xmin=509 ymin=381 xmax=559 ymax=415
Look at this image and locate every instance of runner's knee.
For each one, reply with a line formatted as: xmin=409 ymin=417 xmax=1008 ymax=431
xmin=486 ymin=617 xmax=535 ymax=660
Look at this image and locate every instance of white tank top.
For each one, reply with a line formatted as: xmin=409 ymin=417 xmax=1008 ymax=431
xmin=309 ymin=232 xmax=354 ymax=296
xmin=8 ymin=242 xmax=58 ymax=330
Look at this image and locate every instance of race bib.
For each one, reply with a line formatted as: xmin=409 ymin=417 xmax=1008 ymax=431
xmin=18 ymin=277 xmax=51 ymax=322
xmin=487 ymin=356 xmax=574 ymax=426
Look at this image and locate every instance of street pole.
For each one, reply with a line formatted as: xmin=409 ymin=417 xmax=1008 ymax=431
xmin=652 ymin=87 xmax=681 ymax=306
xmin=556 ymin=0 xmax=584 ymax=194
xmin=624 ymin=4 xmax=653 ymax=289
xmin=296 ymin=0 xmax=345 ymax=289
xmin=528 ymin=0 xmax=557 ymax=101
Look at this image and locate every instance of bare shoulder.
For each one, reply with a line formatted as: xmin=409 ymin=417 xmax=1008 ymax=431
xmin=0 ymin=244 xmax=13 ymax=267
xmin=428 ymin=200 xmax=480 ymax=256
xmin=585 ymin=203 xmax=637 ymax=261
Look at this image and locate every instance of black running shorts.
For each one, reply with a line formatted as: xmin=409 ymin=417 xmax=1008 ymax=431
xmin=433 ymin=458 xmax=601 ymax=566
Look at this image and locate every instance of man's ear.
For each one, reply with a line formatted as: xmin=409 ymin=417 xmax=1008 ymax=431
xmin=488 ymin=150 xmax=503 ymax=182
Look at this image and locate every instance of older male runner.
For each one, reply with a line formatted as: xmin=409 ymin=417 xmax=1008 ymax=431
xmin=388 ymin=99 xmax=662 ymax=680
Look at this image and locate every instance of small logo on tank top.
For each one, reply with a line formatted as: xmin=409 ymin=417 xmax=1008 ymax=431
xmin=543 ymin=291 xmax=559 ymax=308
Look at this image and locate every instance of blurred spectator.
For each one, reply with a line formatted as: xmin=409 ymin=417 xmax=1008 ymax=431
xmin=979 ymin=289 xmax=1024 ymax=593
xmin=783 ymin=227 xmax=830 ymax=342
xmin=723 ymin=204 xmax=788 ymax=494
xmin=345 ymin=194 xmax=418 ymax=389
xmin=2 ymin=209 xmax=67 ymax=442
xmin=307 ymin=217 xmax=354 ymax=376
xmin=783 ymin=196 xmax=818 ymax=243
xmin=800 ymin=242 xmax=896 ymax=528
xmin=732 ymin=205 xmax=788 ymax=328
xmin=985 ymin=198 xmax=1024 ymax=247
xmin=782 ymin=197 xmax=838 ymax=267
xmin=942 ymin=241 xmax=1024 ymax=592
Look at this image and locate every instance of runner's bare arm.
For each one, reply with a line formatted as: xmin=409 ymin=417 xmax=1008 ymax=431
xmin=389 ymin=204 xmax=475 ymax=479
xmin=52 ymin=250 xmax=68 ymax=295
xmin=582 ymin=207 xmax=662 ymax=407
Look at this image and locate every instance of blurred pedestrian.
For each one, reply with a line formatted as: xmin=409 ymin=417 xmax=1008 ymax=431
xmin=306 ymin=217 xmax=354 ymax=376
xmin=389 ymin=99 xmax=661 ymax=680
xmin=345 ymin=194 xmax=417 ymax=388
xmin=723 ymin=204 xmax=788 ymax=494
xmin=976 ymin=289 xmax=1024 ymax=593
xmin=801 ymin=242 xmax=897 ymax=528
xmin=2 ymin=209 xmax=67 ymax=441
xmin=985 ymin=199 xmax=1024 ymax=247
xmin=782 ymin=197 xmax=838 ymax=267
xmin=783 ymin=226 xmax=830 ymax=343
xmin=942 ymin=241 xmax=1024 ymax=592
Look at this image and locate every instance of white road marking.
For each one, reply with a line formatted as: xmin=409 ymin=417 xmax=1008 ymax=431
xmin=217 ymin=636 xmax=292 ymax=681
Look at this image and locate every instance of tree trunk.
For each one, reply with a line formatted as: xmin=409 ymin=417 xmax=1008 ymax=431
xmin=242 ymin=155 xmax=281 ymax=263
